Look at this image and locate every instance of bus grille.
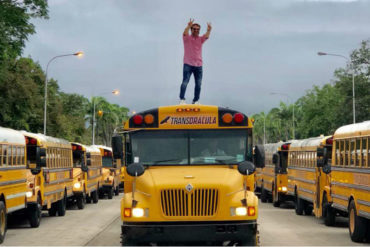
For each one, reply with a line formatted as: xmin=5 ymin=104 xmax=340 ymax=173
xmin=160 ymin=189 xmax=219 ymax=217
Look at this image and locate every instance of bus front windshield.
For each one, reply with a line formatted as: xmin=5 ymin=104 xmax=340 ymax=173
xmin=130 ymin=129 xmax=251 ymax=166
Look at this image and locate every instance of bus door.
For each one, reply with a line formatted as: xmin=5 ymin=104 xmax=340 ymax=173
xmin=123 ymin=133 xmax=134 ymax=193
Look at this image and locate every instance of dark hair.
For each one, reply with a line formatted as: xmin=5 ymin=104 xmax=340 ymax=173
xmin=191 ymin=23 xmax=201 ymax=29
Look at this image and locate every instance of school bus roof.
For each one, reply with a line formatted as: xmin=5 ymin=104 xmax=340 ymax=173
xmin=263 ymin=142 xmax=285 ymax=153
xmin=85 ymin=145 xmax=101 ymax=155
xmin=92 ymin=145 xmax=112 ymax=152
xmin=124 ymin=104 xmax=252 ymax=129
xmin=21 ymin=131 xmax=70 ymax=148
xmin=334 ymin=121 xmax=370 ymax=139
xmin=0 ymin=126 xmax=25 ymax=145
xmin=290 ymin=136 xmax=332 ymax=151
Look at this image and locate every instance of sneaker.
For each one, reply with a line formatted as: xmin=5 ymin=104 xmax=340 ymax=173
xmin=192 ymin=101 xmax=200 ymax=105
xmin=179 ymin=100 xmax=186 ymax=105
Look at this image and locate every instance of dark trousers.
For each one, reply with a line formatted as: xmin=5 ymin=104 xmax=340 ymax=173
xmin=179 ymin=64 xmax=203 ymax=103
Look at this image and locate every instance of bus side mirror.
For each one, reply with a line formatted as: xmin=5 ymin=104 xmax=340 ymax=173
xmin=237 ymin=161 xmax=255 ymax=175
xmin=36 ymin=147 xmax=47 ymax=167
xmin=86 ymin=159 xmax=91 ymax=166
xmin=254 ymin=145 xmax=265 ymax=168
xmin=127 ymin=162 xmax=145 ymax=177
xmin=272 ymin=153 xmax=279 ymax=165
xmin=322 ymin=164 xmax=331 ymax=174
xmin=112 ymin=135 xmax=124 ymax=160
xmin=317 ymin=148 xmax=328 ymax=167
xmin=86 ymin=153 xmax=91 ymax=159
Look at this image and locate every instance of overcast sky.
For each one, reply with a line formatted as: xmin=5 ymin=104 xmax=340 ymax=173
xmin=23 ymin=0 xmax=370 ymax=115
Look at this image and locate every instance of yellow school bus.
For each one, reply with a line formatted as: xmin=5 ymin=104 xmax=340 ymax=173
xmin=71 ymin=143 xmax=102 ymax=207
xmin=325 ymin=121 xmax=370 ymax=242
xmin=259 ymin=142 xmax=293 ymax=207
xmin=112 ymin=104 xmax=264 ymax=246
xmin=95 ymin=145 xmax=121 ymax=199
xmin=287 ymin=136 xmax=333 ymax=217
xmin=22 ymin=131 xmax=73 ymax=221
xmin=0 ymin=127 xmax=28 ymax=243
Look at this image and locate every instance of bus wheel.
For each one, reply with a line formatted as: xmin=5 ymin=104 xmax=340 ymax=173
xmin=121 ymin=234 xmax=136 ymax=246
xmin=239 ymin=234 xmax=257 ymax=246
xmin=323 ymin=194 xmax=335 ymax=226
xmin=304 ymin=203 xmax=312 ymax=216
xmin=114 ymin=186 xmax=120 ymax=196
xmin=261 ymin=186 xmax=267 ymax=203
xmin=108 ymin=187 xmax=114 ymax=199
xmin=48 ymin=204 xmax=57 ymax=216
xmin=272 ymin=188 xmax=280 ymax=207
xmin=349 ymin=200 xmax=367 ymax=242
xmin=295 ymin=195 xmax=304 ymax=215
xmin=92 ymin=190 xmax=99 ymax=204
xmin=76 ymin=193 xmax=86 ymax=210
xmin=28 ymin=196 xmax=42 ymax=228
xmin=0 ymin=201 xmax=7 ymax=244
xmin=57 ymin=193 xmax=67 ymax=216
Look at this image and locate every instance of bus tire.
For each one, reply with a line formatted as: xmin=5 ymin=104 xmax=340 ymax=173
xmin=28 ymin=196 xmax=42 ymax=228
xmin=323 ymin=194 xmax=335 ymax=226
xmin=349 ymin=200 xmax=367 ymax=242
xmin=48 ymin=204 xmax=57 ymax=216
xmin=115 ymin=186 xmax=120 ymax=196
xmin=272 ymin=186 xmax=280 ymax=207
xmin=92 ymin=190 xmax=99 ymax=204
xmin=121 ymin=235 xmax=136 ymax=246
xmin=304 ymin=203 xmax=312 ymax=216
xmin=295 ymin=196 xmax=304 ymax=215
xmin=261 ymin=185 xmax=267 ymax=203
xmin=108 ymin=187 xmax=113 ymax=199
xmin=57 ymin=193 xmax=67 ymax=216
xmin=76 ymin=193 xmax=85 ymax=210
xmin=0 ymin=201 xmax=7 ymax=244
xmin=239 ymin=234 xmax=257 ymax=246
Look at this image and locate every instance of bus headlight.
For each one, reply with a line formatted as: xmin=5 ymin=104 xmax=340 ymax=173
xmin=235 ymin=207 xmax=247 ymax=216
xmin=74 ymin=182 xmax=81 ymax=189
xmin=231 ymin=206 xmax=255 ymax=216
xmin=132 ymin=208 xmax=144 ymax=218
xmin=26 ymin=191 xmax=33 ymax=198
xmin=281 ymin=186 xmax=287 ymax=192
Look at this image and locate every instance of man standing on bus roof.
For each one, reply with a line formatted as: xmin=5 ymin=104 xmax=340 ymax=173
xmin=179 ymin=18 xmax=212 ymax=105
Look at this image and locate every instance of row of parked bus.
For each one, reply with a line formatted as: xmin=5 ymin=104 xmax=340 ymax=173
xmin=255 ymin=120 xmax=370 ymax=243
xmin=0 ymin=127 xmax=124 ymax=244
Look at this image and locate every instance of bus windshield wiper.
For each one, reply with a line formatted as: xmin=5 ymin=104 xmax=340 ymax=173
xmin=151 ymin=158 xmax=183 ymax=165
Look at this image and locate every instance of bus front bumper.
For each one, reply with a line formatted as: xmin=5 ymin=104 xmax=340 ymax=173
xmin=121 ymin=220 xmax=257 ymax=244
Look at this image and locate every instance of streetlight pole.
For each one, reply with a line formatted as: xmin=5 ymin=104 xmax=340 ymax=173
xmin=92 ymin=90 xmax=120 ymax=145
xmin=43 ymin=51 xmax=83 ymax=134
xmin=270 ymin=92 xmax=295 ymax=139
xmin=317 ymin=52 xmax=356 ymax=123
xmin=263 ymin=114 xmax=266 ymax=145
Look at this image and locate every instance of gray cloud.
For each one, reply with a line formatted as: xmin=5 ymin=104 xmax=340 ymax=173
xmin=24 ymin=0 xmax=370 ymax=115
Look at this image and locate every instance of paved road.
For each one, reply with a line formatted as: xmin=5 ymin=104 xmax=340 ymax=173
xmin=3 ymin=197 xmax=368 ymax=246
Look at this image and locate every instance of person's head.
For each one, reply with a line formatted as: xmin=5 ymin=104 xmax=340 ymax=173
xmin=191 ymin=23 xmax=200 ymax=36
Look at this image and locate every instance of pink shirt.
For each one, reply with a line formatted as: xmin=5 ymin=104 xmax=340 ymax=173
xmin=183 ymin=34 xmax=208 ymax=67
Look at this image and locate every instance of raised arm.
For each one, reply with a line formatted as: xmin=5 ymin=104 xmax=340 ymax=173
xmin=204 ymin=22 xmax=212 ymax=39
xmin=183 ymin=18 xmax=194 ymax=36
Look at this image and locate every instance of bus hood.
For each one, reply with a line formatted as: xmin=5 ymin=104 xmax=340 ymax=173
xmin=136 ymin=166 xmax=244 ymax=192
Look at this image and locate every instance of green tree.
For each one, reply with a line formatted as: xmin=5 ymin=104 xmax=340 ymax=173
xmin=0 ymin=0 xmax=48 ymax=62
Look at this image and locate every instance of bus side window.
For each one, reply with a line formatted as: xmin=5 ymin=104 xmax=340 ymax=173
xmin=350 ymin=139 xmax=355 ymax=166
xmin=0 ymin=144 xmax=3 ymax=166
xmin=356 ymin=139 xmax=361 ymax=167
xmin=367 ymin=137 xmax=369 ymax=168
